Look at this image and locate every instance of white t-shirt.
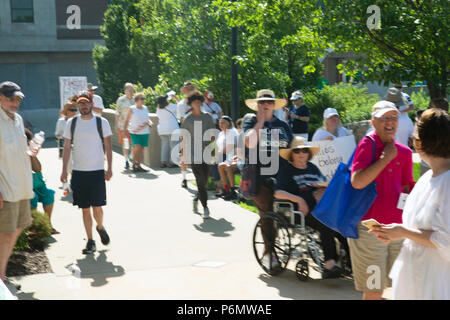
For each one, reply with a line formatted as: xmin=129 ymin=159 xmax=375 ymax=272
xmin=273 ymin=108 xmax=289 ymax=124
xmin=63 ymin=116 xmax=112 ymax=171
xmin=177 ymin=99 xmax=190 ymax=122
xmin=55 ymin=117 xmax=68 ymax=138
xmin=216 ymin=128 xmax=238 ymax=154
xmin=128 ymin=105 xmax=150 ymax=134
xmin=390 ymin=169 xmax=450 ymax=299
xmin=93 ymin=94 xmax=104 ymax=110
xmin=312 ymin=127 xmax=348 ymax=141
xmin=156 ymin=104 xmax=179 ymax=135
xmin=201 ymin=102 xmax=222 ymax=123
xmin=396 ymin=113 xmax=414 ymax=147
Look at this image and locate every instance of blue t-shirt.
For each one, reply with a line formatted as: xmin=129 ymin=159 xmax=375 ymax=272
xmin=276 ymin=161 xmax=326 ymax=210
xmin=243 ymin=115 xmax=293 ymax=177
xmin=290 ymin=104 xmax=310 ymax=134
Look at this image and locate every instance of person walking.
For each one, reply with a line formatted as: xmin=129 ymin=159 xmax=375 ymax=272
xmin=177 ymin=81 xmax=198 ymax=188
xmin=311 ymin=108 xmax=350 ymax=141
xmin=349 ymin=100 xmax=414 ymax=300
xmin=61 ymin=91 xmax=113 ymax=255
xmin=385 ymin=87 xmax=414 ymax=148
xmin=180 ymin=90 xmax=216 ymax=219
xmin=115 ymin=83 xmax=135 ymax=170
xmin=370 ymin=108 xmax=450 ymax=299
xmin=288 ymin=91 xmax=310 ymax=140
xmin=0 ymin=81 xmax=34 ymax=286
xmin=124 ymin=93 xmax=152 ymax=172
xmin=87 ymin=83 xmax=105 ymax=116
xmin=156 ymin=95 xmax=179 ymax=168
xmin=243 ymin=89 xmax=293 ymax=268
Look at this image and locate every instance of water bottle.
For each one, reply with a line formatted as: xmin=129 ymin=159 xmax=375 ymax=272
xmin=27 ymin=131 xmax=45 ymax=156
xmin=123 ymin=137 xmax=130 ymax=150
xmin=63 ymin=182 xmax=70 ymax=196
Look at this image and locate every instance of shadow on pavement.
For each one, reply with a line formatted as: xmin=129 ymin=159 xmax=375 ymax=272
xmin=69 ymin=250 xmax=125 ymax=287
xmin=193 ymin=217 xmax=235 ymax=237
xmin=16 ymin=291 xmax=39 ymax=300
xmin=123 ymin=172 xmax=159 ymax=180
xmin=257 ymin=269 xmax=358 ymax=300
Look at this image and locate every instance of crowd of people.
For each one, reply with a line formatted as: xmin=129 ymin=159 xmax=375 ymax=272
xmin=0 ymin=78 xmax=448 ymax=300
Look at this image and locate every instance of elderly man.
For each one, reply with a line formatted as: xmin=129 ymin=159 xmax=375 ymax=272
xmin=350 ymin=100 xmax=414 ymax=300
xmin=0 ymin=82 xmax=34 ymax=286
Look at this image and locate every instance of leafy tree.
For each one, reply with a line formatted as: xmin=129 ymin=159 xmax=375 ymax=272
xmin=319 ymin=0 xmax=449 ymax=99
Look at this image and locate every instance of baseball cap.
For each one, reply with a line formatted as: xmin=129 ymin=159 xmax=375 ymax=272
xmin=0 ymin=81 xmax=25 ymax=99
xmin=87 ymin=83 xmax=98 ymax=91
xmin=371 ymin=100 xmax=400 ymax=119
xmin=205 ymin=91 xmax=214 ymax=100
xmin=76 ymin=91 xmax=93 ymax=103
xmin=323 ymin=108 xmax=339 ymax=119
xmin=290 ymin=91 xmax=303 ymax=100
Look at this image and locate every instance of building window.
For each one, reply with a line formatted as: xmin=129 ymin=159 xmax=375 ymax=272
xmin=11 ymin=0 xmax=34 ymax=23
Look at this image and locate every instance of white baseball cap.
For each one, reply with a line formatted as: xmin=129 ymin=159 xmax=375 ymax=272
xmin=371 ymin=100 xmax=400 ymax=119
xmin=323 ymin=108 xmax=339 ymax=119
xmin=290 ymin=91 xmax=303 ymax=101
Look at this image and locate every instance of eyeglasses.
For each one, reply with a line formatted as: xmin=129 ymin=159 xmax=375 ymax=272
xmin=292 ymin=148 xmax=309 ymax=154
xmin=378 ymin=115 xmax=398 ymax=122
xmin=258 ymin=100 xmax=275 ymax=105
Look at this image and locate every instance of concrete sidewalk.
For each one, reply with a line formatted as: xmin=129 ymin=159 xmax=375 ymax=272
xmin=9 ymin=147 xmax=365 ymax=300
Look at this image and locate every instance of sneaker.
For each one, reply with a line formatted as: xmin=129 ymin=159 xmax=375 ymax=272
xmin=82 ymin=239 xmax=96 ymax=254
xmin=262 ymin=253 xmax=280 ymax=269
xmin=203 ymin=207 xmax=210 ymax=219
xmin=96 ymin=226 xmax=110 ymax=245
xmin=224 ymin=190 xmax=237 ymax=201
xmin=181 ymin=179 xmax=187 ymax=188
xmin=322 ymin=265 xmax=344 ymax=279
xmin=193 ymin=197 xmax=198 ymax=213
xmin=125 ymin=161 xmax=130 ymax=170
xmin=132 ymin=164 xmax=138 ymax=172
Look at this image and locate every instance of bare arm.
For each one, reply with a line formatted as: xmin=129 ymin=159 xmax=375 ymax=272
xmin=30 ymin=156 xmax=42 ymax=173
xmin=60 ymin=138 xmax=71 ymax=182
xmin=371 ymin=224 xmax=436 ymax=248
xmin=104 ymin=136 xmax=113 ymax=180
xmin=123 ymin=109 xmax=133 ymax=133
xmin=274 ymin=190 xmax=310 ymax=214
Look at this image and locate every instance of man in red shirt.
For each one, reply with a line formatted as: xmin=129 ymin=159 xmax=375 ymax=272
xmin=350 ymin=100 xmax=414 ymax=300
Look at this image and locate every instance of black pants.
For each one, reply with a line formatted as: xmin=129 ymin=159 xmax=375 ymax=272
xmin=191 ymin=163 xmax=210 ymax=208
xmin=305 ymin=213 xmax=349 ymax=262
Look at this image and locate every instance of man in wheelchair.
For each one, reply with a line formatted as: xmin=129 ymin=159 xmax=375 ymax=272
xmin=273 ymin=136 xmax=350 ymax=279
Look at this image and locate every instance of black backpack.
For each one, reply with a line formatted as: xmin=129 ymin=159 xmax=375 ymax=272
xmin=70 ymin=116 xmax=105 ymax=152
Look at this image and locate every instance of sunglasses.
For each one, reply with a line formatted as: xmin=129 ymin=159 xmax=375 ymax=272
xmin=258 ymin=100 xmax=275 ymax=105
xmin=292 ymin=148 xmax=309 ymax=154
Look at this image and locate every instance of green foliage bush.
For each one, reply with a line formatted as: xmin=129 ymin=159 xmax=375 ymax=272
xmin=14 ymin=209 xmax=52 ymax=251
xmin=303 ymin=83 xmax=380 ymax=135
xmin=408 ymin=88 xmax=431 ymax=120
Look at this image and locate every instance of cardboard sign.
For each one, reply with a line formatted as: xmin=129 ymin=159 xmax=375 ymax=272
xmin=310 ymin=135 xmax=356 ymax=181
xmin=59 ymin=77 xmax=87 ymax=109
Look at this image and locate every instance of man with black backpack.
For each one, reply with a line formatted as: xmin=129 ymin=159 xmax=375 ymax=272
xmin=60 ymin=91 xmax=113 ymax=254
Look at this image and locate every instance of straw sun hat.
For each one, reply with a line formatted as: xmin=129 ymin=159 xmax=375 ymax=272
xmin=280 ymin=136 xmax=320 ymax=162
xmin=245 ymin=89 xmax=287 ymax=111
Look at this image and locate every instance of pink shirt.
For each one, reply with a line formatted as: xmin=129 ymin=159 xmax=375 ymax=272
xmin=351 ymin=132 xmax=413 ymax=224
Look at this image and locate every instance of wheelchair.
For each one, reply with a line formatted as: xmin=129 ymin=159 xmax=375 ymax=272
xmin=252 ymin=200 xmax=351 ymax=281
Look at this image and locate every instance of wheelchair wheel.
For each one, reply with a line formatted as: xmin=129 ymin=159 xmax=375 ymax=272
xmin=253 ymin=212 xmax=291 ymax=276
xmin=295 ymin=259 xmax=309 ymax=281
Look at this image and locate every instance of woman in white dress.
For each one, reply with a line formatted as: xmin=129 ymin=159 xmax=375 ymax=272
xmin=311 ymin=108 xmax=349 ymax=141
xmin=370 ymin=108 xmax=450 ymax=299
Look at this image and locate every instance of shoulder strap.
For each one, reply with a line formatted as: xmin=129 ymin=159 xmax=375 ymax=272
xmin=366 ymin=135 xmax=376 ymax=164
xmin=165 ymin=107 xmax=179 ymax=123
xmin=70 ymin=116 xmax=78 ymax=144
xmin=96 ymin=116 xmax=105 ymax=153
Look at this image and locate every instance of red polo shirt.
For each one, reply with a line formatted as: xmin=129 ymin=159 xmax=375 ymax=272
xmin=351 ymin=132 xmax=414 ymax=224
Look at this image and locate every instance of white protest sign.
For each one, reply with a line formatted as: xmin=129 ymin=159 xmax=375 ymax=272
xmin=59 ymin=76 xmax=87 ymax=109
xmin=310 ymin=135 xmax=356 ymax=181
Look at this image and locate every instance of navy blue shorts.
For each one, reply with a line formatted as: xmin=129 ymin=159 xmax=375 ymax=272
xmin=71 ymin=170 xmax=106 ymax=209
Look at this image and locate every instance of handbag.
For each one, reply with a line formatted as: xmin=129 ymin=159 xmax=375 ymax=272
xmin=239 ymin=163 xmax=260 ymax=200
xmin=312 ymin=136 xmax=378 ymax=239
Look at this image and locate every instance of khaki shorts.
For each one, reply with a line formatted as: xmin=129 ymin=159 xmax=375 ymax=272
xmin=0 ymin=200 xmax=32 ymax=234
xmin=348 ymin=222 xmax=403 ymax=292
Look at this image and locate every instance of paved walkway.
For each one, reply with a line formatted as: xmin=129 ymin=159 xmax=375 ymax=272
xmin=8 ymin=147 xmax=375 ymax=300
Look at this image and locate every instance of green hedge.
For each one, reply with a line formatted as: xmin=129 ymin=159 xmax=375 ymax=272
xmin=303 ymin=83 xmax=380 ymax=136
xmin=14 ymin=209 xmax=52 ymax=251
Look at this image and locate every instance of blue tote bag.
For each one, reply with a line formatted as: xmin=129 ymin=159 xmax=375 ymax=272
xmin=312 ymin=136 xmax=378 ymax=239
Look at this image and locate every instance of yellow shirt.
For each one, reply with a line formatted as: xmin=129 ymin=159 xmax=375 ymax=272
xmin=0 ymin=108 xmax=33 ymax=202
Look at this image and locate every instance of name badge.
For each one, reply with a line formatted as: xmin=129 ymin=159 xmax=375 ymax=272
xmin=397 ymin=193 xmax=409 ymax=210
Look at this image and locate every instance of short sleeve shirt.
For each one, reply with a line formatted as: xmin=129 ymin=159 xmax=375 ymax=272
xmin=201 ymin=102 xmax=222 ymax=123
xmin=180 ymin=112 xmax=216 ymax=164
xmin=243 ymin=115 xmax=293 ymax=177
xmin=290 ymin=104 xmax=310 ymax=134
xmin=116 ymin=95 xmax=134 ymax=130
xmin=276 ymin=161 xmax=326 ymax=210
xmin=351 ymin=132 xmax=414 ymax=224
